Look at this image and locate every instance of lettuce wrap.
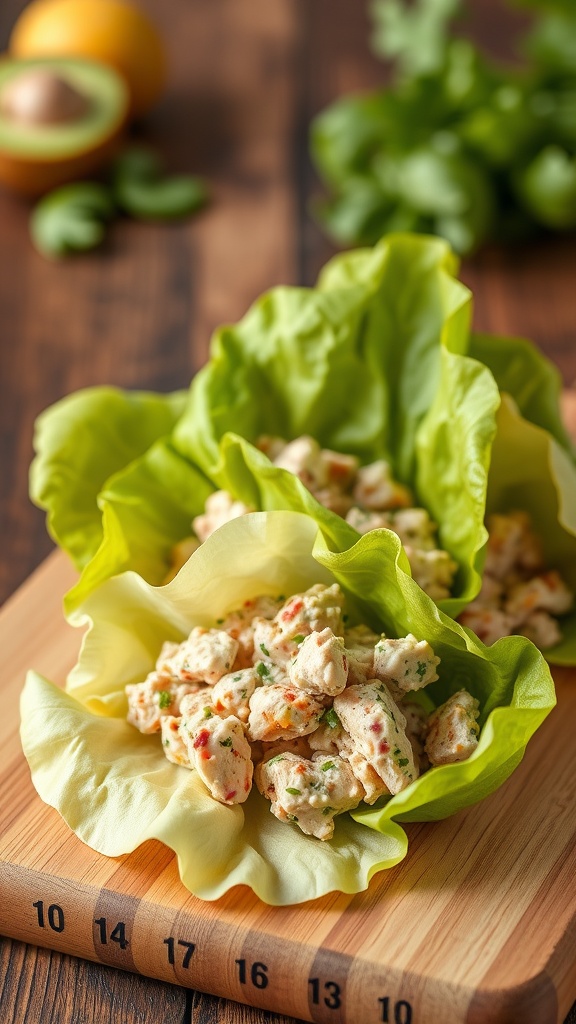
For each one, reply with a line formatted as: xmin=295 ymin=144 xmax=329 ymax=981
xmin=30 ymin=386 xmax=188 ymax=570
xmin=28 ymin=233 xmax=576 ymax=662
xmin=20 ymin=511 xmax=555 ymax=905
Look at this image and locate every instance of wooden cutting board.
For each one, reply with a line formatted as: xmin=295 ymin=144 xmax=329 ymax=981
xmin=0 ymin=551 xmax=575 ymax=1024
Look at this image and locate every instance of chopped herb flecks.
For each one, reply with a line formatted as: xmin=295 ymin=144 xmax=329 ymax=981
xmin=322 ymin=707 xmax=340 ymax=729
xmin=286 ymin=787 xmax=302 ymax=796
xmin=256 ymin=662 xmax=270 ymax=678
xmin=158 ymin=690 xmax=172 ymax=709
xmin=220 ymin=737 xmax=233 ymax=747
xmin=267 ymin=754 xmax=285 ymax=766
xmin=321 ymin=761 xmax=335 ymax=772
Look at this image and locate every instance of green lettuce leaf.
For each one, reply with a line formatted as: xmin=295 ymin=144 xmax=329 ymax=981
xmin=174 ymin=234 xmax=472 ymax=484
xmin=30 ymin=387 xmax=187 ymax=569
xmin=20 ymin=511 xmax=555 ymax=904
xmin=63 ymin=438 xmax=214 ymax=614
xmin=170 ymin=236 xmax=498 ymax=618
xmin=470 ymin=331 xmax=574 ymax=455
xmin=27 ymin=234 xmax=576 ymax=667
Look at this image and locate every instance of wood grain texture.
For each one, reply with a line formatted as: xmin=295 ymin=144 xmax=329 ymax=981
xmin=0 ymin=938 xmax=189 ymax=1024
xmin=1 ymin=1 xmax=576 ymax=1023
xmin=1 ymin=552 xmax=575 ymax=1024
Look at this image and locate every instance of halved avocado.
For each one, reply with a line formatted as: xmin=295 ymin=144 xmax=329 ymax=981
xmin=0 ymin=56 xmax=129 ymax=197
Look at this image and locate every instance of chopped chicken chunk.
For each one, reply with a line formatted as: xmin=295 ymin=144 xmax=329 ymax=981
xmin=289 ymin=628 xmax=348 ymax=696
xmin=345 ymin=507 xmax=393 ymax=535
xmin=373 ymin=634 xmax=440 ymax=695
xmin=193 ymin=490 xmax=254 ymax=544
xmin=160 ymin=716 xmax=191 ymax=767
xmin=344 ymin=625 xmax=380 ymax=685
xmin=273 ymin=435 xmax=328 ymax=491
xmin=521 ymin=610 xmax=562 ymax=649
xmin=247 ymin=684 xmax=325 ymax=742
xmin=353 ymin=460 xmax=412 ymax=511
xmin=255 ymin=751 xmax=364 ymax=840
xmin=334 ymin=681 xmax=418 ymax=794
xmin=505 ymin=571 xmax=573 ymax=621
xmin=180 ymin=708 xmax=253 ymax=805
xmin=211 ymin=667 xmax=259 ymax=723
xmin=162 ymin=627 xmax=238 ymax=685
xmin=126 ymin=673 xmax=199 ymax=734
xmin=404 ymin=546 xmax=457 ymax=602
xmin=425 ymin=689 xmax=480 ymax=766
xmin=392 ymin=508 xmax=438 ymax=552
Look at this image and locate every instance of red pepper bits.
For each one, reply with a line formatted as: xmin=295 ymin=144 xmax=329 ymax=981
xmin=193 ymin=729 xmax=210 ymax=749
xmin=281 ymin=599 xmax=303 ymax=622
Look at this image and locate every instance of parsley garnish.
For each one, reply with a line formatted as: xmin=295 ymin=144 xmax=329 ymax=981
xmin=203 ymin=706 xmax=213 ymax=718
xmin=292 ymin=634 xmax=305 ymax=645
xmin=260 ymin=642 xmax=270 ymax=656
xmin=286 ymin=787 xmax=302 ymax=796
xmin=322 ymin=806 xmax=335 ymax=816
xmin=157 ymin=690 xmax=172 ymax=709
xmin=267 ymin=754 xmax=285 ymax=766
xmin=397 ymin=757 xmax=409 ymax=768
xmin=416 ymin=661 xmax=427 ymax=680
xmin=256 ymin=662 xmax=270 ymax=678
xmin=220 ymin=737 xmax=233 ymax=747
xmin=321 ymin=761 xmax=335 ymax=772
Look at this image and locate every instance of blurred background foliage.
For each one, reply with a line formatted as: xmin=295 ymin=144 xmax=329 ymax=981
xmin=311 ymin=0 xmax=576 ymax=253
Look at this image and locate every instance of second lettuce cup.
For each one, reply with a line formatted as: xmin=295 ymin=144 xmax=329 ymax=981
xmin=29 ymin=233 xmax=576 ymax=662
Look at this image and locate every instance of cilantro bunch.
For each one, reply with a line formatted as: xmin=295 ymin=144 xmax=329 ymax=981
xmin=311 ymin=0 xmax=576 ymax=253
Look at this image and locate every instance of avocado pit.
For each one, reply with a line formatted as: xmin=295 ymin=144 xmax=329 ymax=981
xmin=0 ymin=68 xmax=91 ymax=125
xmin=0 ymin=57 xmax=129 ymax=196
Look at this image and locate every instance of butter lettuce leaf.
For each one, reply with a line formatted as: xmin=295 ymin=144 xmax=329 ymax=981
xmin=21 ymin=512 xmax=554 ymax=904
xmin=175 ymin=234 xmax=472 ymax=484
xmin=63 ymin=438 xmax=213 ymax=614
xmin=30 ymin=387 xmax=186 ymax=569
xmin=469 ymin=331 xmax=574 ymax=455
xmin=27 ymin=234 xmax=576 ymax=668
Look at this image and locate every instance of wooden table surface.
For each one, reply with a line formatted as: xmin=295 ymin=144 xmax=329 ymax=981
xmin=1 ymin=1 xmax=576 ymax=1022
